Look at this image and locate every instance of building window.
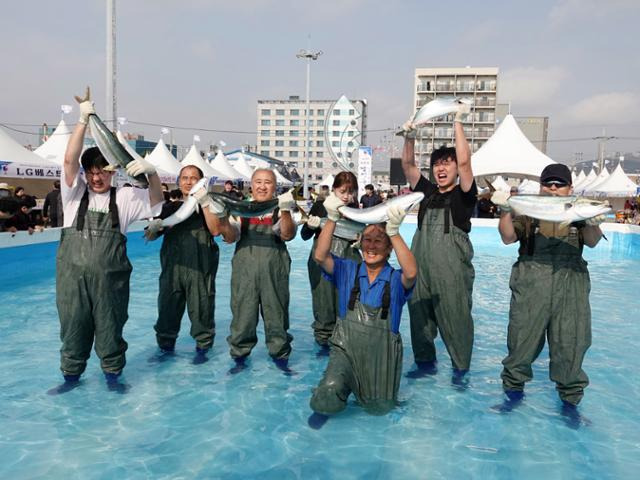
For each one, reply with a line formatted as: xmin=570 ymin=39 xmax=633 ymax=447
xmin=290 ymin=151 xmax=298 ymax=158
xmin=260 ymin=150 xmax=269 ymax=156
xmin=275 ymin=130 xmax=284 ymax=137
xmin=317 ymin=109 xmax=325 ymax=116
xmin=317 ymin=119 xmax=324 ymax=127
xmin=316 ymin=151 xmax=323 ymax=158
xmin=308 ymin=141 xmax=314 ymax=147
xmin=290 ymin=109 xmax=299 ymax=115
xmin=275 ymin=150 xmax=284 ymax=157
xmin=315 ymin=162 xmax=323 ymax=168
xmin=349 ymin=109 xmax=355 ymax=115
xmin=261 ymin=109 xmax=270 ymax=115
xmin=260 ymin=140 xmax=270 ymax=146
xmin=275 ymin=119 xmax=285 ymax=126
xmin=348 ymin=131 xmax=354 ymax=137
xmin=332 ymin=131 xmax=340 ymax=137
xmin=333 ymin=109 xmax=340 ymax=115
xmin=290 ymin=130 xmax=299 ymax=137
xmin=308 ymin=120 xmax=314 ymax=127
xmin=261 ymin=130 xmax=270 ymax=136
xmin=261 ymin=119 xmax=271 ymax=126
xmin=275 ymin=140 xmax=284 ymax=147
xmin=289 ymin=140 xmax=299 ymax=147
xmin=316 ymin=140 xmax=324 ymax=147
xmin=332 ymin=119 xmax=340 ymax=126
xmin=290 ymin=119 xmax=299 ymax=126
xmin=308 ymin=109 xmax=314 ymax=115
xmin=276 ymin=109 xmax=285 ymax=115
xmin=332 ymin=141 xmax=339 ymax=147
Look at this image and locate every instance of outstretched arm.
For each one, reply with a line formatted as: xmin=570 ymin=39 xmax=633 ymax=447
xmin=385 ymin=205 xmax=416 ymax=288
xmin=401 ymin=137 xmax=422 ymax=190
xmin=454 ymin=110 xmax=473 ymax=192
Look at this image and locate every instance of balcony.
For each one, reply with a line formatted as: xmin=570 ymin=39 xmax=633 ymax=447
xmin=475 ymin=98 xmax=496 ymax=107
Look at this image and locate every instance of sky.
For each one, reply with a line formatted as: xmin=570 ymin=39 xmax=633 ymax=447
xmin=1 ymin=0 xmax=639 ymax=169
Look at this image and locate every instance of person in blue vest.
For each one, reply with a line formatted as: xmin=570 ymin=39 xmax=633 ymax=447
xmin=308 ymin=192 xmax=417 ymax=428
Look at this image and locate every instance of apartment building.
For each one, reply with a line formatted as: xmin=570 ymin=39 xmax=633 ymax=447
xmin=413 ymin=67 xmax=499 ymax=169
xmin=257 ymin=95 xmax=367 ymax=182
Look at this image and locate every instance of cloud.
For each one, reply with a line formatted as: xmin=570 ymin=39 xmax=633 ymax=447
xmin=562 ymin=92 xmax=640 ymax=125
xmin=549 ymin=0 xmax=640 ymax=27
xmin=499 ymin=66 xmax=568 ymax=107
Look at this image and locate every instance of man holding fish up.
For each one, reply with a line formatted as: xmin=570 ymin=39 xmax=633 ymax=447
xmin=52 ymin=88 xmax=164 ymax=393
xmin=491 ymin=164 xmax=605 ymax=421
xmin=400 ymin=100 xmax=477 ymax=384
xmin=207 ymin=169 xmax=297 ymax=373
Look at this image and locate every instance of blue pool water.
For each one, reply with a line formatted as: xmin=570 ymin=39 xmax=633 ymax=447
xmin=1 ymin=225 xmax=639 ymax=479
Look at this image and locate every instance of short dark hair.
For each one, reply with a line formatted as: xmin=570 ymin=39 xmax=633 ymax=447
xmin=81 ymin=147 xmax=109 ymax=171
xmin=169 ymin=188 xmax=183 ymax=200
xmin=364 ymin=183 xmax=374 ymax=191
xmin=54 ymin=180 xmax=61 ymax=189
xmin=20 ymin=195 xmax=36 ymax=209
xmin=430 ymin=146 xmax=457 ymax=167
xmin=333 ymin=171 xmax=359 ymax=192
xmin=0 ymin=197 xmax=19 ymax=215
xmin=225 ymin=180 xmax=234 ymax=186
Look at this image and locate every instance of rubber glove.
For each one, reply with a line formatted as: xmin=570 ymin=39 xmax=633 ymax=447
xmin=74 ymin=87 xmax=95 ymax=125
xmin=386 ymin=204 xmax=406 ymax=237
xmin=585 ymin=214 xmax=606 ymax=226
xmin=323 ymin=192 xmax=345 ymax=222
xmin=278 ymin=190 xmax=295 ymax=212
xmin=399 ymin=119 xmax=417 ymax=139
xmin=454 ymin=101 xmax=472 ymax=123
xmin=192 ymin=185 xmax=213 ymax=209
xmin=491 ymin=191 xmax=511 ymax=212
xmin=126 ymin=158 xmax=156 ymax=177
xmin=306 ymin=215 xmax=322 ymax=229
xmin=144 ymin=219 xmax=164 ymax=241
xmin=207 ymin=199 xmax=228 ymax=219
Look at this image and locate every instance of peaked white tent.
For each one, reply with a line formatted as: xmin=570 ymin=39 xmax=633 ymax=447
xmin=0 ymin=126 xmax=58 ymax=167
xmin=573 ymin=168 xmax=596 ymax=191
xmin=146 ymin=137 xmax=182 ymax=176
xmin=471 ymin=114 xmax=555 ymax=179
xmin=491 ymin=176 xmax=511 ymax=192
xmin=574 ymin=170 xmax=586 ymax=186
xmin=181 ymin=145 xmax=221 ymax=179
xmin=273 ymin=168 xmax=293 ymax=186
xmin=585 ymin=164 xmax=638 ymax=197
xmin=318 ymin=173 xmax=335 ymax=188
xmin=209 ymin=150 xmax=250 ymax=181
xmin=230 ymin=153 xmax=256 ymax=179
xmin=579 ymin=168 xmax=610 ymax=194
xmin=518 ymin=178 xmax=540 ymax=194
xmin=34 ymin=120 xmax=70 ymax=165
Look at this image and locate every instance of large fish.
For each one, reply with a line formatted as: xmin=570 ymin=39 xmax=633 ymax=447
xmin=160 ymin=178 xmax=208 ymax=227
xmin=338 ymin=192 xmax=424 ymax=224
xmin=396 ymin=97 xmax=472 ymax=136
xmin=508 ymin=195 xmax=611 ymax=225
xmin=74 ymin=87 xmax=148 ymax=188
xmin=208 ymin=192 xmax=278 ymax=218
xmin=293 ymin=210 xmax=365 ymax=241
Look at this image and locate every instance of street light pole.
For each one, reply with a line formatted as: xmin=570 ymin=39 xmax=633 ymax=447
xmin=296 ymin=48 xmax=322 ymax=199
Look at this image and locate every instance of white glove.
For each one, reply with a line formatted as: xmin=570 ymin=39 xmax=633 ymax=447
xmin=306 ymin=215 xmax=322 ymax=229
xmin=491 ymin=191 xmax=511 ymax=212
xmin=144 ymin=218 xmax=164 ymax=241
xmin=454 ymin=101 xmax=472 ymax=123
xmin=398 ymin=119 xmax=417 ymax=139
xmin=385 ymin=205 xmax=406 ymax=237
xmin=323 ymin=192 xmax=345 ymax=222
xmin=278 ymin=190 xmax=295 ymax=212
xmin=192 ymin=186 xmax=213 ymax=209
xmin=585 ymin=214 xmax=606 ymax=226
xmin=78 ymin=101 xmax=96 ymax=125
xmin=126 ymin=158 xmax=156 ymax=177
xmin=207 ymin=198 xmax=228 ymax=219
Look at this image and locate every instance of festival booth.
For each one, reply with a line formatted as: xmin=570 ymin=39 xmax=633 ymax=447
xmin=208 ymin=150 xmax=251 ymax=183
xmin=518 ymin=178 xmax=541 ymax=194
xmin=583 ymin=164 xmax=639 ymax=213
xmin=471 ymin=114 xmax=555 ymax=181
xmin=491 ymin=176 xmax=511 ymax=192
xmin=226 ymin=150 xmax=294 ymax=186
xmin=573 ymin=168 xmax=597 ymax=191
xmin=34 ymin=119 xmax=70 ymax=166
xmin=318 ymin=173 xmax=335 ymax=188
xmin=181 ymin=145 xmax=223 ymax=182
xmin=573 ymin=170 xmax=586 ymax=187
xmin=143 ymin=137 xmax=183 ymax=184
xmin=577 ymin=167 xmax=610 ymax=195
xmin=228 ymin=152 xmax=256 ymax=180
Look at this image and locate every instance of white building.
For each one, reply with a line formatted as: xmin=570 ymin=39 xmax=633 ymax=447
xmin=413 ymin=67 xmax=499 ymax=169
xmin=256 ymin=95 xmax=367 ymax=182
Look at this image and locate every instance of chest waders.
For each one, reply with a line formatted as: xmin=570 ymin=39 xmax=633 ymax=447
xmin=154 ymin=210 xmax=219 ymax=351
xmin=501 ymin=220 xmax=591 ymax=405
xmin=227 ymin=212 xmax=293 ymax=360
xmin=310 ymin=267 xmax=403 ymax=416
xmin=408 ymin=192 xmax=475 ymax=371
xmin=308 ymin=235 xmax=362 ymax=346
xmin=56 ymin=188 xmax=131 ymax=376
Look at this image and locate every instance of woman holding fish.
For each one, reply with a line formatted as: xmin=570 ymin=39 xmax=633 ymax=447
xmin=207 ymin=169 xmax=298 ymax=373
xmin=301 ymin=171 xmax=362 ymax=350
xmin=400 ymin=101 xmax=477 ymax=384
xmin=491 ymin=164 xmax=604 ymax=421
xmin=144 ymin=164 xmax=221 ymax=364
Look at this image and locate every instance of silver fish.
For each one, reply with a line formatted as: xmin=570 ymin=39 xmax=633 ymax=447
xmin=160 ymin=178 xmax=208 ymax=227
xmin=508 ymin=195 xmax=611 ymax=225
xmin=338 ymin=192 xmax=424 ymax=224
xmin=293 ymin=213 xmax=365 ymax=241
xmin=209 ymin=193 xmax=278 ymax=218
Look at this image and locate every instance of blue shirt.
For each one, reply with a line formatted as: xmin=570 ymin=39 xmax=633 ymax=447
xmin=322 ymin=255 xmax=413 ymax=334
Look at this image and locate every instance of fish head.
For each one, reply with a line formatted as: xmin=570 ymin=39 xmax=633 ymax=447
xmin=179 ymin=167 xmax=207 ymax=196
xmin=251 ymin=169 xmax=276 ymax=201
xmin=573 ymin=199 xmax=612 ymax=221
xmin=393 ymin=192 xmax=425 ymax=212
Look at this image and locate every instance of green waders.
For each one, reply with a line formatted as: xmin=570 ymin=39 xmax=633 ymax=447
xmin=408 ymin=196 xmax=475 ymax=370
xmin=227 ymin=216 xmax=292 ymax=360
xmin=308 ymin=235 xmax=361 ymax=345
xmin=56 ymin=188 xmax=131 ymax=376
xmin=154 ymin=210 xmax=219 ymax=350
xmin=501 ymin=220 xmax=591 ymax=405
xmin=310 ymin=269 xmax=403 ymax=415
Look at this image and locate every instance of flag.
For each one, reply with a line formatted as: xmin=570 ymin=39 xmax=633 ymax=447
xmin=117 ymin=117 xmax=127 ymax=126
xmin=193 ymin=134 xmax=201 ymax=143
xmin=161 ymin=127 xmax=170 ymax=135
xmin=219 ymin=140 xmax=227 ymax=147
xmin=61 ymin=104 xmax=73 ymax=114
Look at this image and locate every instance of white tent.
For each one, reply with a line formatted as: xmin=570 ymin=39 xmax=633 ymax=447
xmin=318 ymin=173 xmax=335 ymax=188
xmin=518 ymin=178 xmax=540 ymax=194
xmin=574 ymin=170 xmax=586 ymax=186
xmin=585 ymin=164 xmax=638 ymax=197
xmin=230 ymin=152 xmax=256 ymax=179
xmin=491 ymin=176 xmax=511 ymax=192
xmin=34 ymin=120 xmax=70 ymax=165
xmin=209 ymin=150 xmax=250 ymax=181
xmin=0 ymin=126 xmax=58 ymax=167
xmin=573 ymin=168 xmax=596 ymax=191
xmin=471 ymin=114 xmax=555 ymax=179
xmin=273 ymin=168 xmax=293 ymax=186
xmin=181 ymin=145 xmax=221 ymax=179
xmin=579 ymin=168 xmax=610 ymax=194
xmin=146 ymin=137 xmax=182 ymax=176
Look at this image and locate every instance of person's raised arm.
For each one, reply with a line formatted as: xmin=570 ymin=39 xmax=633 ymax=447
xmin=64 ymin=87 xmax=96 ymax=187
xmin=582 ymin=215 xmax=604 ymax=248
xmin=492 ymin=191 xmax=518 ymax=244
xmin=277 ymin=190 xmax=296 ymax=241
xmin=192 ymin=186 xmax=238 ymax=242
xmin=454 ymin=104 xmax=473 ymax=192
xmin=386 ymin=205 xmax=417 ymax=288
xmin=313 ymin=193 xmax=345 ymax=274
xmin=401 ymin=137 xmax=422 ymax=190
xmin=125 ymin=157 xmax=163 ymax=208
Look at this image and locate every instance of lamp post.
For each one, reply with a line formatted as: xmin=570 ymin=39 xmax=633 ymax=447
xmin=296 ymin=48 xmax=322 ymax=199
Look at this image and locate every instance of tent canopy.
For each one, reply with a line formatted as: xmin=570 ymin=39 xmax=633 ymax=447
xmin=181 ymin=145 xmax=222 ymax=179
xmin=209 ymin=150 xmax=250 ymax=181
xmin=574 ymin=168 xmax=596 ymax=191
xmin=0 ymin=126 xmax=58 ymax=167
xmin=579 ymin=167 xmax=610 ymax=194
xmin=34 ymin=120 xmax=70 ymax=166
xmin=146 ymin=137 xmax=182 ymax=176
xmin=318 ymin=173 xmax=335 ymax=188
xmin=471 ymin=114 xmax=554 ymax=179
xmin=584 ymin=164 xmax=638 ymax=197
xmin=229 ymin=152 xmax=256 ymax=180
xmin=491 ymin=176 xmax=510 ymax=192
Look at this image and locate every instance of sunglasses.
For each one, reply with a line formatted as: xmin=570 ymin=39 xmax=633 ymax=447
xmin=542 ymin=180 xmax=569 ymax=188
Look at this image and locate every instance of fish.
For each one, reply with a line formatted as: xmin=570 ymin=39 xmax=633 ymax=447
xmin=293 ymin=210 xmax=365 ymax=241
xmin=396 ymin=97 xmax=473 ymax=135
xmin=75 ymin=87 xmax=149 ymax=188
xmin=338 ymin=192 xmax=424 ymax=224
xmin=507 ymin=195 xmax=611 ymax=225
xmin=160 ymin=177 xmax=208 ymax=227
xmin=209 ymin=192 xmax=278 ymax=218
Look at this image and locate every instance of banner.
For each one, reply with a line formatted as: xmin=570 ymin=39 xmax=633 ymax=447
xmin=357 ymin=146 xmax=372 ymax=201
xmin=0 ymin=161 xmax=61 ymax=179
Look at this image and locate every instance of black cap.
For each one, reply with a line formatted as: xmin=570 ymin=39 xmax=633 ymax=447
xmin=80 ymin=147 xmax=109 ymax=170
xmin=540 ymin=163 xmax=572 ymax=185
